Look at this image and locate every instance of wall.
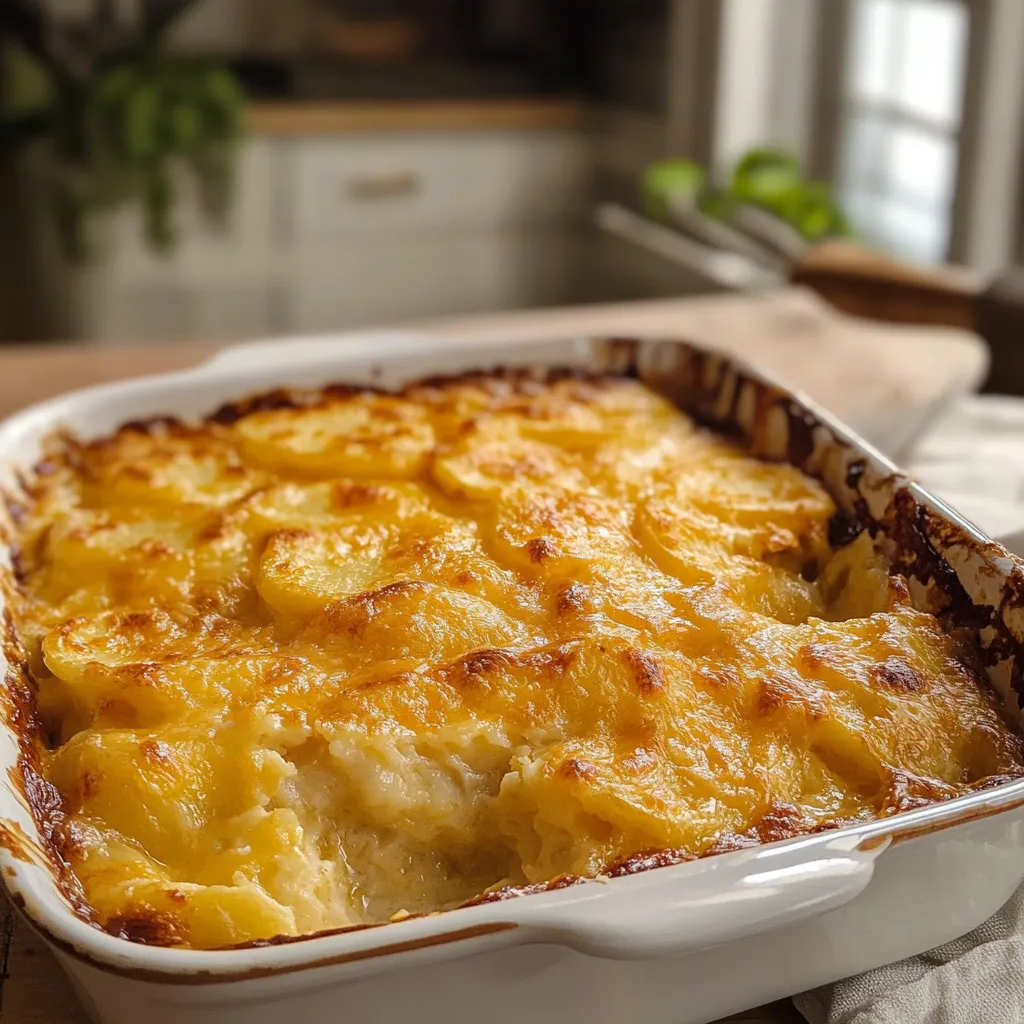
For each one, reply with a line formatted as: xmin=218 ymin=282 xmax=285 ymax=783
xmin=957 ymin=0 xmax=1024 ymax=273
xmin=713 ymin=0 xmax=775 ymax=168
xmin=711 ymin=0 xmax=820 ymax=170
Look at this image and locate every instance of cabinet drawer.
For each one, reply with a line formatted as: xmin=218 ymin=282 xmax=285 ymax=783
xmin=289 ymin=131 xmax=590 ymax=240
xmin=290 ymin=136 xmax=461 ymax=238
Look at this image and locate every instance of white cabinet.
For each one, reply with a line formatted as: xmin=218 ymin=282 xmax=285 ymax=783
xmin=290 ymin=234 xmax=473 ymax=330
xmin=290 ymin=136 xmax=468 ymax=239
xmin=289 ymin=229 xmax=584 ymax=334
xmin=71 ymin=125 xmax=592 ymax=343
xmin=74 ymin=274 xmax=285 ymax=343
xmin=289 ymin=131 xmax=589 ymax=239
xmin=455 ymin=133 xmax=592 ymax=227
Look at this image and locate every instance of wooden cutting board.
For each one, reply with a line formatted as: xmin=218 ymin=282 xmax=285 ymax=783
xmin=0 ymin=290 xmax=983 ymax=1024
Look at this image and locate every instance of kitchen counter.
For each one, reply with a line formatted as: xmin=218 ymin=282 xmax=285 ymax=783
xmin=0 ymin=289 xmax=982 ymax=422
xmin=245 ymin=97 xmax=585 ymax=135
xmin=0 ymin=290 xmax=988 ymax=1024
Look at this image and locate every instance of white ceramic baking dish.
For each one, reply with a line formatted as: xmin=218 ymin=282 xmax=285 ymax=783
xmin=2 ymin=332 xmax=1024 ymax=1024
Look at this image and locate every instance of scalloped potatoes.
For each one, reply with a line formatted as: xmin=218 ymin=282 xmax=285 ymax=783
xmin=10 ymin=371 xmax=1024 ymax=949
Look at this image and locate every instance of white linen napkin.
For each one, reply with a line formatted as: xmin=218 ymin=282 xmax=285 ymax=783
xmin=792 ymin=885 xmax=1024 ymax=1024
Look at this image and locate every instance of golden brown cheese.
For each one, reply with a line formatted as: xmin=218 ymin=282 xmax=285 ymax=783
xmin=9 ymin=372 xmax=1024 ymax=949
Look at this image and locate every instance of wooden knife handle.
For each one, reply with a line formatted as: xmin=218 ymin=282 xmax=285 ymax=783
xmin=794 ymin=242 xmax=1024 ymax=394
xmin=790 ymin=239 xmax=981 ymax=330
xmin=975 ymin=267 xmax=1024 ymax=393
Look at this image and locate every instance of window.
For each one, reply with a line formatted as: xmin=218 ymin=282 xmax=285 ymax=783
xmin=836 ymin=0 xmax=970 ymax=264
xmin=719 ymin=0 xmax=1020 ymax=271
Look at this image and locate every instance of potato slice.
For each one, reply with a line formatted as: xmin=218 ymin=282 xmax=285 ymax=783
xmin=235 ymin=395 xmax=435 ymax=479
xmin=240 ymin=479 xmax=432 ymax=536
xmin=432 ymin=434 xmax=587 ymax=500
xmin=256 ymin=512 xmax=532 ymax=619
xmin=77 ymin=426 xmax=265 ymax=508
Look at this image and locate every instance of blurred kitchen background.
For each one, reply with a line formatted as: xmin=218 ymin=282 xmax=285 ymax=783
xmin=0 ymin=0 xmax=1020 ymax=346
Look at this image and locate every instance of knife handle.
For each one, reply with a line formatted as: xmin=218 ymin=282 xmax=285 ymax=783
xmin=974 ymin=268 xmax=1024 ymax=393
xmin=790 ymin=240 xmax=980 ymax=330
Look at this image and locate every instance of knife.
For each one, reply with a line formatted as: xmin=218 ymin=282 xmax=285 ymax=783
xmin=595 ymin=202 xmax=1024 ymax=395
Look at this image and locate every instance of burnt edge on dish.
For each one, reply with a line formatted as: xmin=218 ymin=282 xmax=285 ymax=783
xmin=0 ymin=533 xmax=96 ymax=928
xmin=635 ymin=337 xmax=1024 ymax=723
xmin=2 ymin=336 xmax=1024 ymax=953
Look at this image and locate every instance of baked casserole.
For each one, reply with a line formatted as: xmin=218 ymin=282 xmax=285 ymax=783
xmin=7 ymin=369 xmax=1023 ymax=949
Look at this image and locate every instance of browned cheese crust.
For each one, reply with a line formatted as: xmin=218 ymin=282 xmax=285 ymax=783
xmin=4 ymin=369 xmax=1022 ymax=948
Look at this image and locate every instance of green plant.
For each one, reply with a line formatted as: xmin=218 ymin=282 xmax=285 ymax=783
xmin=642 ymin=158 xmax=706 ymax=220
xmin=729 ymin=147 xmax=803 ymax=208
xmin=0 ymin=3 xmax=244 ymax=261
xmin=643 ymin=147 xmax=853 ymax=242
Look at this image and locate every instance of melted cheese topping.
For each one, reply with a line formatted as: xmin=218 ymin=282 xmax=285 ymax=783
xmin=11 ymin=373 xmax=1023 ymax=949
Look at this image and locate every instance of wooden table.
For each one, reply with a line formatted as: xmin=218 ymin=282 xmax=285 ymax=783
xmin=1 ymin=288 xmax=978 ymax=1023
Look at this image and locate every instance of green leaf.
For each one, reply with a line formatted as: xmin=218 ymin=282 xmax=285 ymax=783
xmin=720 ymin=149 xmax=857 ymax=241
xmin=143 ymin=167 xmax=175 ymax=252
xmin=730 ymin=147 xmax=804 ymax=210
xmin=780 ymin=180 xmax=849 ymax=241
xmin=697 ymin=187 xmax=734 ymax=222
xmin=93 ymin=65 xmax=139 ymax=113
xmin=732 ymin=147 xmax=800 ymax=178
xmin=121 ymin=81 xmax=162 ymax=164
xmin=1 ymin=43 xmax=54 ymax=119
xmin=732 ymin=168 xmax=804 ymax=211
xmin=202 ymin=68 xmax=244 ymax=126
xmin=642 ymin=159 xmax=706 ymax=220
xmin=169 ymin=102 xmax=202 ymax=153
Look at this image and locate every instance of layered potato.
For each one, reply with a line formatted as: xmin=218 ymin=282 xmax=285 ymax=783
xmin=10 ymin=371 xmax=1023 ymax=948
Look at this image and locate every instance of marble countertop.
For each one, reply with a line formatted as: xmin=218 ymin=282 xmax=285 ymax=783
xmin=907 ymin=395 xmax=1024 ymax=550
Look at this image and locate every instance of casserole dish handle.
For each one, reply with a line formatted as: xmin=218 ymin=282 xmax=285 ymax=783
xmin=516 ymin=833 xmax=887 ymax=960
